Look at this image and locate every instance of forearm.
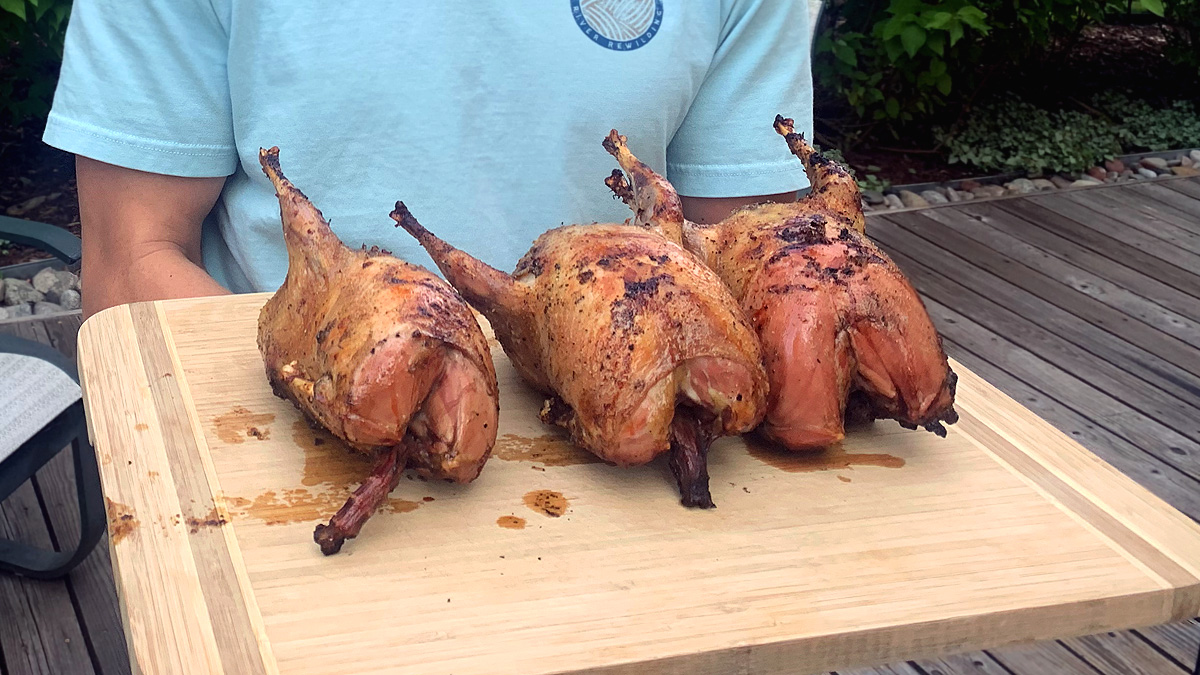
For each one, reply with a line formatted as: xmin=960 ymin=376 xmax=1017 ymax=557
xmin=680 ymin=192 xmax=798 ymax=224
xmin=82 ymin=243 xmax=228 ymax=317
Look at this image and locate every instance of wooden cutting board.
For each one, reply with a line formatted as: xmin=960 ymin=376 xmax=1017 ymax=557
xmin=77 ymin=293 xmax=1200 ymax=675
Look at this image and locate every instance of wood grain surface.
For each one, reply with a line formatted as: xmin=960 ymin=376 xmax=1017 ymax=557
xmin=76 ymin=293 xmax=1200 ymax=675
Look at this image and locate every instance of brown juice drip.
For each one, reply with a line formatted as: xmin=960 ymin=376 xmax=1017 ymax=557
xmin=105 ymin=498 xmax=138 ymax=544
xmin=494 ymin=434 xmax=602 ymax=467
xmin=185 ymin=507 xmax=228 ymax=534
xmin=497 ymin=515 xmax=526 ymax=529
xmin=524 ymin=490 xmax=569 ymax=517
xmin=746 ymin=437 xmax=904 ymax=473
xmin=292 ymin=419 xmax=369 ymax=488
xmin=212 ymin=407 xmax=276 ymax=445
xmin=221 ymin=419 xmax=419 ymax=525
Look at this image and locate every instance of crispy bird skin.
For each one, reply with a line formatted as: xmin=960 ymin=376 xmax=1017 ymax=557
xmin=605 ymin=120 xmax=957 ymax=450
xmin=257 ymin=148 xmax=499 ymax=554
xmin=394 ymin=204 xmax=767 ymax=508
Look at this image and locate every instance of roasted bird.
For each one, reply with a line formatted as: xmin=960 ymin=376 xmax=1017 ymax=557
xmin=605 ymin=119 xmax=957 ymax=450
xmin=394 ymin=204 xmax=767 ymax=508
xmin=257 ymin=148 xmax=499 ymax=554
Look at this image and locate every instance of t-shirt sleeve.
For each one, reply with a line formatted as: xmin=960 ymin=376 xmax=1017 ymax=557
xmin=665 ymin=0 xmax=814 ymax=198
xmin=42 ymin=0 xmax=237 ymax=177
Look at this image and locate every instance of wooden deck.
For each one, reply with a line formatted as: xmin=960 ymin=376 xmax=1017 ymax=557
xmin=2 ymin=178 xmax=1199 ymax=674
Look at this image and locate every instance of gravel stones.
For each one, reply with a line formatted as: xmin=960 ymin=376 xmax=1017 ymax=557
xmin=1005 ymin=178 xmax=1038 ymax=194
xmin=0 ymin=267 xmax=81 ymax=321
xmin=899 ymin=190 xmax=930 ymax=208
xmin=920 ymin=189 xmax=948 ymax=204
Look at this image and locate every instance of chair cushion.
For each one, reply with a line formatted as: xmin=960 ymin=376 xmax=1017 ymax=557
xmin=0 ymin=353 xmax=82 ymax=465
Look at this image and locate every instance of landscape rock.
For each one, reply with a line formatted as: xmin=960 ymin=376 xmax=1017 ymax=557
xmin=5 ymin=195 xmax=47 ymax=217
xmin=863 ymin=190 xmax=885 ymax=205
xmin=1005 ymin=178 xmax=1038 ymax=194
xmin=31 ymin=268 xmax=79 ymax=303
xmin=1106 ymin=171 xmax=1119 ymax=182
xmin=1051 ymin=175 xmax=1074 ymax=189
xmin=1086 ymin=166 xmax=1107 ymax=181
xmin=1120 ymin=169 xmax=1134 ymax=178
xmin=898 ymin=190 xmax=930 ymax=208
xmin=1104 ymin=159 xmax=1126 ymax=173
xmin=971 ymin=185 xmax=1006 ymax=198
xmin=1191 ymin=150 xmax=1200 ymax=164
xmin=33 ymin=302 xmax=65 ymax=316
xmin=1141 ymin=157 xmax=1169 ymax=171
xmin=1071 ymin=179 xmax=1100 ymax=187
xmin=1182 ymin=156 xmax=1194 ymax=167
xmin=1171 ymin=166 xmax=1200 ymax=177
xmin=959 ymin=190 xmax=975 ymax=200
xmin=920 ymin=189 xmax=948 ymax=204
xmin=884 ymin=193 xmax=903 ymax=209
xmin=1137 ymin=167 xmax=1159 ymax=179
xmin=1032 ymin=179 xmax=1057 ymax=191
xmin=946 ymin=188 xmax=962 ymax=203
xmin=959 ymin=180 xmax=982 ymax=192
xmin=58 ymin=289 xmax=82 ymax=311
xmin=0 ymin=307 xmax=9 ymax=321
xmin=3 ymin=278 xmax=44 ymax=306
xmin=7 ymin=303 xmax=32 ymax=318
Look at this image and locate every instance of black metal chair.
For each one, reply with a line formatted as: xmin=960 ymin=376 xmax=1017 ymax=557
xmin=0 ymin=215 xmax=103 ymax=580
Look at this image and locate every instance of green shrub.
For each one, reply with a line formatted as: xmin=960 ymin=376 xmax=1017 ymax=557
xmin=935 ymin=93 xmax=1200 ymax=175
xmin=1 ymin=0 xmax=72 ymax=124
xmin=1093 ymin=92 xmax=1200 ymax=151
xmin=815 ymin=0 xmax=1168 ymax=129
xmin=934 ymin=99 xmax=1120 ymax=174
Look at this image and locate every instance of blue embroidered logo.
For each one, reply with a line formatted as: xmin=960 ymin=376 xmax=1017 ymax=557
xmin=571 ymin=0 xmax=663 ymax=51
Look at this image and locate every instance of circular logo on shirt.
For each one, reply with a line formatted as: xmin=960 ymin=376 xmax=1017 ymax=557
xmin=571 ymin=0 xmax=663 ymax=51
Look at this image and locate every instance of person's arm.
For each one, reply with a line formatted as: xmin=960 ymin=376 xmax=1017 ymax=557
xmin=680 ymin=192 xmax=797 ymax=225
xmin=77 ymin=157 xmax=230 ymax=317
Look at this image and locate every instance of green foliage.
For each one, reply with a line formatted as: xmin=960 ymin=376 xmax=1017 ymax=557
xmin=815 ymin=0 xmax=1169 ymax=129
xmin=935 ymin=99 xmax=1120 ymax=174
xmin=1162 ymin=0 xmax=1200 ymax=72
xmin=1 ymin=0 xmax=72 ymax=124
xmin=936 ymin=94 xmax=1200 ymax=175
xmin=1093 ymin=92 xmax=1200 ymax=151
xmin=815 ymin=0 xmax=990 ymax=127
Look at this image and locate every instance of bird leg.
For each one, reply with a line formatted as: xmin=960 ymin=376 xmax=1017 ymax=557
xmin=313 ymin=442 xmax=410 ymax=555
xmin=668 ymin=406 xmax=717 ymax=509
xmin=772 ymin=115 xmax=865 ymax=234
xmin=603 ymin=130 xmax=685 ymax=244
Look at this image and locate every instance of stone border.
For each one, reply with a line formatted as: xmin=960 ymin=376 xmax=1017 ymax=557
xmin=863 ymin=148 xmax=1200 ymax=213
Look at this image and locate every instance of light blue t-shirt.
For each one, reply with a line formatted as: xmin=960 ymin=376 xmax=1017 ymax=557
xmin=45 ymin=1 xmax=814 ymax=293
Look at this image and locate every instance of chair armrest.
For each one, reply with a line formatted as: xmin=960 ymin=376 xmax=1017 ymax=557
xmin=0 ymin=334 xmax=80 ymax=384
xmin=0 ymin=215 xmax=82 ymax=266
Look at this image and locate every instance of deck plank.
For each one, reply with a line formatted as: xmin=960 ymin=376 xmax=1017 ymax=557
xmin=954 ymin=202 xmax=1200 ymax=333
xmin=1138 ymin=621 xmax=1200 ymax=668
xmin=997 ymin=198 xmax=1200 ymax=297
xmin=914 ymin=205 xmax=1200 ymax=348
xmin=0 ymin=483 xmax=93 ymax=675
xmin=1159 ymin=177 xmax=1200 ymax=204
xmin=915 ymin=653 xmax=1010 ymax=674
xmin=884 ymin=209 xmax=1200 ymax=378
xmin=988 ymin=641 xmax=1102 ymax=674
xmin=872 ymin=216 xmax=1200 ymax=463
xmin=1064 ymin=188 xmax=1200 ymax=255
xmin=1031 ymin=192 xmax=1200 ymax=270
xmin=1126 ymin=183 xmax=1200 ymax=235
xmin=1063 ymin=631 xmax=1190 ymax=674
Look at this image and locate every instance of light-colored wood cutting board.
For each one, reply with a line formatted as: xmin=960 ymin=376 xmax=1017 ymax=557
xmin=76 ymin=293 xmax=1200 ymax=675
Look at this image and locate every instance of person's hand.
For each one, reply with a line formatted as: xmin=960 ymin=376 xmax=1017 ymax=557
xmin=76 ymin=157 xmax=230 ymax=317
